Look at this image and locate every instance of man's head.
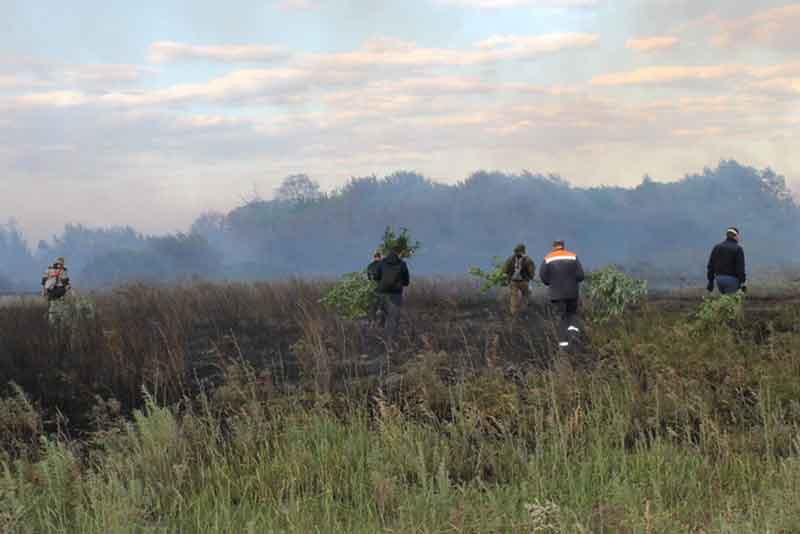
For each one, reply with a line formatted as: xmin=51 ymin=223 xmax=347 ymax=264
xmin=552 ymin=240 xmax=565 ymax=250
xmin=513 ymin=243 xmax=526 ymax=255
xmin=726 ymin=227 xmax=740 ymax=241
xmin=390 ymin=244 xmax=403 ymax=256
xmin=373 ymin=250 xmax=382 ymax=261
xmin=54 ymin=257 xmax=65 ymax=267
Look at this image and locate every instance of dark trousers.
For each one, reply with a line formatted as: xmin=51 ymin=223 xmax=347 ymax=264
xmin=716 ymin=275 xmax=740 ymax=294
xmin=379 ymin=293 xmax=403 ymax=337
xmin=550 ymin=299 xmax=579 ymax=344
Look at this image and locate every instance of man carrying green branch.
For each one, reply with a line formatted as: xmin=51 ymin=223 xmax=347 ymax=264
xmin=503 ymin=244 xmax=536 ymax=317
xmin=373 ymin=244 xmax=410 ymax=338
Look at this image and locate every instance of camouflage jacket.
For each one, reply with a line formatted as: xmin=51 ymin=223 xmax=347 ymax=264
xmin=503 ymin=255 xmax=536 ymax=282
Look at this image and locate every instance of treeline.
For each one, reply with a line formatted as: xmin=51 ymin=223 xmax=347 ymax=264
xmin=1 ymin=160 xmax=798 ymax=291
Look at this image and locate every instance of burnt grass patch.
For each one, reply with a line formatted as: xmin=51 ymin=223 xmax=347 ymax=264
xmin=1 ymin=280 xmax=798 ymax=442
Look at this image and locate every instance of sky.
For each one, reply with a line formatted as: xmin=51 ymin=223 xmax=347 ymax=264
xmin=1 ymin=0 xmax=799 ymax=241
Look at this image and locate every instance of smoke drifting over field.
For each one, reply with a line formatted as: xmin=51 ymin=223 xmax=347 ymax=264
xmin=1 ymin=160 xmax=798 ymax=291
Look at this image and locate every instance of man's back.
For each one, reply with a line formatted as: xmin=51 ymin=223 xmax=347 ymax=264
xmin=367 ymin=260 xmax=382 ymax=281
xmin=539 ymin=248 xmax=584 ymax=301
xmin=708 ymin=238 xmax=746 ymax=283
xmin=503 ymin=254 xmax=535 ymax=282
xmin=375 ymin=252 xmax=410 ymax=294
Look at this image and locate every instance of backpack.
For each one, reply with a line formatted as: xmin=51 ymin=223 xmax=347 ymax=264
xmin=511 ymin=256 xmax=526 ymax=282
xmin=378 ymin=260 xmax=404 ymax=293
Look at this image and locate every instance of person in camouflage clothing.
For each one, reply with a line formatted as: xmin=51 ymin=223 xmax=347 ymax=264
xmin=503 ymin=244 xmax=536 ymax=316
xmin=41 ymin=257 xmax=71 ymax=328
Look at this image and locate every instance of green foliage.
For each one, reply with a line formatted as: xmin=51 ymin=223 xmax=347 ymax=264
xmin=379 ymin=227 xmax=421 ymax=259
xmin=468 ymin=257 xmax=509 ymax=293
xmin=70 ymin=295 xmax=97 ymax=323
xmin=689 ymin=292 xmax=744 ymax=335
xmin=48 ymin=295 xmax=96 ymax=330
xmin=320 ymin=271 xmax=378 ymax=320
xmin=584 ymin=266 xmax=648 ymax=323
xmin=0 ymin=383 xmax=42 ymax=460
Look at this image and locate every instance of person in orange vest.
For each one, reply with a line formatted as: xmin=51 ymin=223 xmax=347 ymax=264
xmin=539 ymin=241 xmax=585 ymax=348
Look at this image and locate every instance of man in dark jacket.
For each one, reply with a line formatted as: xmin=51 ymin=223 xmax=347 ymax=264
xmin=539 ymin=241 xmax=585 ymax=348
xmin=366 ymin=250 xmax=383 ymax=326
xmin=373 ymin=245 xmax=410 ymax=337
xmin=367 ymin=250 xmax=382 ymax=281
xmin=707 ymin=227 xmax=746 ymax=294
xmin=503 ymin=244 xmax=536 ymax=316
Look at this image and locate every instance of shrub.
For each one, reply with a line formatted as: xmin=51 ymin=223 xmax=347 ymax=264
xmin=689 ymin=292 xmax=744 ymax=335
xmin=584 ymin=266 xmax=648 ymax=323
xmin=0 ymin=383 xmax=42 ymax=460
xmin=468 ymin=257 xmax=508 ymax=293
xmin=320 ymin=271 xmax=377 ymax=320
xmin=378 ymin=227 xmax=421 ymax=259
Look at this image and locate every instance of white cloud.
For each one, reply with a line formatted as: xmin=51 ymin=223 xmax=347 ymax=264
xmin=590 ymin=61 xmax=800 ymax=88
xmin=592 ymin=64 xmax=747 ymax=86
xmin=275 ymin=0 xmax=318 ymax=10
xmin=7 ymin=90 xmax=89 ymax=110
xmin=0 ymin=58 xmax=150 ymax=92
xmin=626 ymin=36 xmax=679 ymax=52
xmin=0 ymin=74 xmax=45 ymax=90
xmin=145 ymin=34 xmax=596 ymax=71
xmin=476 ymin=33 xmax=599 ymax=58
xmin=309 ymin=33 xmax=598 ymax=68
xmin=752 ymin=77 xmax=800 ymax=96
xmin=148 ymin=41 xmax=290 ymax=64
xmin=712 ymin=4 xmax=800 ymax=50
xmin=436 ymin=0 xmax=597 ymax=8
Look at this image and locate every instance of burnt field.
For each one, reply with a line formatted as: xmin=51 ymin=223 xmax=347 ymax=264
xmin=1 ymin=280 xmax=560 ymax=428
xmin=1 ymin=280 xmax=798 ymax=432
xmin=1 ymin=280 xmax=800 ymax=532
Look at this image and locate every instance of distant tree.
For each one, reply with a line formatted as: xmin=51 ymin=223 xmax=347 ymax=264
xmin=147 ymin=233 xmax=223 ymax=278
xmin=191 ymin=211 xmax=227 ymax=236
xmin=80 ymin=249 xmax=167 ymax=287
xmin=7 ymin=160 xmax=798 ymax=289
xmin=46 ymin=224 xmax=146 ymax=275
xmin=274 ymin=174 xmax=322 ymax=204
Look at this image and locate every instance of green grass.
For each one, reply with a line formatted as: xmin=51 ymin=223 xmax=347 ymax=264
xmin=1 ymin=284 xmax=800 ymax=533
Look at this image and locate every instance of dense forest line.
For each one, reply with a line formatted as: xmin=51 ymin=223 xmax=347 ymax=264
xmin=1 ymin=160 xmax=798 ymax=291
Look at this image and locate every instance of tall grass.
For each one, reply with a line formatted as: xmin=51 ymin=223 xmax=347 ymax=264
xmin=1 ymin=281 xmax=799 ymax=532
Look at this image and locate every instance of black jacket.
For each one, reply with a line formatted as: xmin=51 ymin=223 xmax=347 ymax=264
xmin=367 ymin=260 xmax=382 ymax=281
xmin=707 ymin=238 xmax=746 ymax=284
xmin=374 ymin=252 xmax=410 ymax=294
xmin=539 ymin=249 xmax=585 ymax=301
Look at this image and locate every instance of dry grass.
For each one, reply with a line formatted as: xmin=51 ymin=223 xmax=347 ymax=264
xmin=1 ymin=280 xmax=800 ymax=532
